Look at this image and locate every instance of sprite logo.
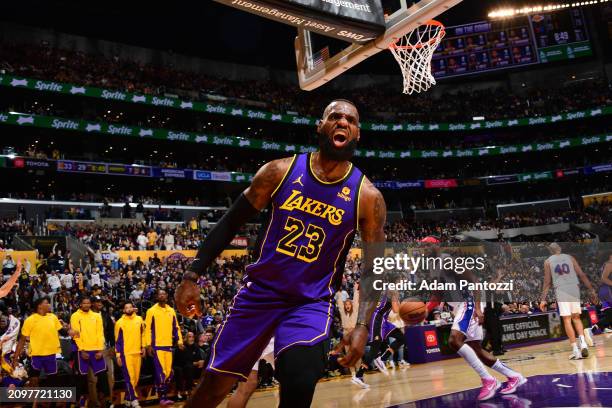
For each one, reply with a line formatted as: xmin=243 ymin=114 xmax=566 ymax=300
xmin=247 ymin=111 xmax=266 ymax=119
xmin=421 ymin=150 xmax=439 ymax=158
xmin=207 ymin=105 xmax=227 ymax=114
xmin=152 ymin=97 xmax=175 ymax=107
xmin=262 ymin=141 xmax=281 ymax=150
xmin=107 ymin=125 xmax=133 ymax=135
xmin=35 ymin=80 xmax=63 ymax=92
xmin=51 ymin=119 xmax=79 ymax=130
xmin=213 ymin=136 xmax=234 ymax=145
xmin=371 ymin=124 xmax=388 ymax=131
xmin=291 ymin=117 xmax=310 ymax=125
xmin=167 ymin=131 xmax=190 ymax=141
xmin=456 ymin=150 xmax=474 ymax=157
xmin=101 ymin=90 xmax=127 ymax=100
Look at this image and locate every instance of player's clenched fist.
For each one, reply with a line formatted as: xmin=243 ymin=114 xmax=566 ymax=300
xmin=174 ymin=272 xmax=202 ymax=318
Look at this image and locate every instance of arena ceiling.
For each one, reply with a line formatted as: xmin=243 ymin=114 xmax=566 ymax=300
xmin=1 ymin=0 xmax=546 ymax=73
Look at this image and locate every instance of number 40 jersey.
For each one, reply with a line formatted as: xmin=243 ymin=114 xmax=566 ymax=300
xmin=244 ymin=153 xmax=365 ymax=301
xmin=547 ymin=253 xmax=580 ymax=300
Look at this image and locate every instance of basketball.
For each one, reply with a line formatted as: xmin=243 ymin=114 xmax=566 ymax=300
xmin=399 ymin=300 xmax=427 ymax=325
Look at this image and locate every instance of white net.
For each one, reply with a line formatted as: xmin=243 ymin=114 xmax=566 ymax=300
xmin=389 ymin=20 xmax=445 ymax=95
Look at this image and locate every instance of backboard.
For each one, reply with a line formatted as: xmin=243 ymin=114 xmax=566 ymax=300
xmin=295 ymin=0 xmax=463 ymax=90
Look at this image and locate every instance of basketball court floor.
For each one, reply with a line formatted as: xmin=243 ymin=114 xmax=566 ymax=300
xmin=224 ymin=334 xmax=612 ymax=408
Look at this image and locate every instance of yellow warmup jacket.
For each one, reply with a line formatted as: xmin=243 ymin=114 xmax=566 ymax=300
xmin=115 ymin=314 xmax=145 ymax=356
xmin=144 ymin=304 xmax=183 ymax=348
xmin=70 ymin=309 xmax=105 ymax=351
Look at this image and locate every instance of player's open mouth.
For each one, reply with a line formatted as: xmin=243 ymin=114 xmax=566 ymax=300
xmin=332 ymin=133 xmax=348 ymax=148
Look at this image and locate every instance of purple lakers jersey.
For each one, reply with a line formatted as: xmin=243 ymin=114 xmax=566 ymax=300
xmin=245 ymin=153 xmax=364 ymax=301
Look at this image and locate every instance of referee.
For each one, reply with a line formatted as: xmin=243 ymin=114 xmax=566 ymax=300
xmin=483 ymin=268 xmax=506 ymax=355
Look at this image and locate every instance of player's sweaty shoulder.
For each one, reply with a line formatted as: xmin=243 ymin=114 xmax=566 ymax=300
xmin=245 ymin=156 xmax=294 ymax=210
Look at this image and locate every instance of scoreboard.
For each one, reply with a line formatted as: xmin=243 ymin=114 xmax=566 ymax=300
xmin=432 ymin=8 xmax=592 ymax=78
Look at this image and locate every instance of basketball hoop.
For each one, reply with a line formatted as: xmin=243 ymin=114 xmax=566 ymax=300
xmin=389 ymin=20 xmax=445 ymax=95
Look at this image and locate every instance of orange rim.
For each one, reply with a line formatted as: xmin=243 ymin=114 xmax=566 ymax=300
xmin=389 ymin=20 xmax=446 ymax=50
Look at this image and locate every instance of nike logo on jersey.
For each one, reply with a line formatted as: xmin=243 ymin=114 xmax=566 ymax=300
xmin=279 ymin=189 xmax=345 ymax=226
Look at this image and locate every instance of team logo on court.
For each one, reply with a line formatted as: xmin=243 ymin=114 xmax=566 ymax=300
xmin=337 ymin=186 xmax=351 ymax=202
xmin=292 ymin=174 xmax=304 ymax=187
xmin=424 ymin=330 xmax=438 ymax=347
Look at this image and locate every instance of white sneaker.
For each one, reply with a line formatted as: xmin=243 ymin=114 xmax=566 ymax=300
xmin=131 ymin=400 xmax=141 ymax=408
xmin=583 ymin=328 xmax=594 ymax=347
xmin=388 ymin=359 xmax=395 ymax=369
xmin=569 ymin=351 xmax=582 ymax=360
xmin=604 ymin=328 xmax=612 ymax=333
xmin=351 ymin=376 xmax=370 ymax=388
xmin=398 ymin=360 xmax=410 ymax=367
xmin=373 ymin=357 xmax=389 ymax=375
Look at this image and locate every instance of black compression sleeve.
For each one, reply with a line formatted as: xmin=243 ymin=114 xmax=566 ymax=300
xmin=188 ymin=193 xmax=259 ymax=276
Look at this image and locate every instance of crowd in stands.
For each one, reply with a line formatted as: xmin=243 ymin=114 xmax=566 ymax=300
xmin=2 ymin=42 xmax=612 ymax=123
xmin=0 ymin=198 xmax=610 ymax=403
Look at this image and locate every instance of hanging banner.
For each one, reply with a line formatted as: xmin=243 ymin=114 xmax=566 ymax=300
xmin=1 ymin=111 xmax=610 ymax=160
xmin=1 ymin=74 xmax=610 ymax=132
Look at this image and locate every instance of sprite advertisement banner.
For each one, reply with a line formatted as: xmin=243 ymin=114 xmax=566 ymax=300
xmin=1 ymin=74 xmax=610 ymax=133
xmin=1 ymin=111 xmax=611 ymax=160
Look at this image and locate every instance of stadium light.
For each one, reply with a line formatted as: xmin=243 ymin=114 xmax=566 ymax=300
xmin=488 ymin=0 xmax=609 ymax=18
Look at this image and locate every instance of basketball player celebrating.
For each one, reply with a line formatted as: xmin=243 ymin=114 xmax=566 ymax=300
xmin=12 ymin=298 xmax=63 ymax=385
xmin=175 ymin=99 xmax=386 ymax=408
xmin=539 ymin=243 xmax=598 ymax=360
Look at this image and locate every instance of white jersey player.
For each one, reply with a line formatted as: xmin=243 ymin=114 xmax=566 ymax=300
xmin=421 ymin=237 xmax=526 ymax=401
xmin=540 ymin=243 xmax=598 ymax=360
xmin=226 ymin=337 xmax=274 ymax=408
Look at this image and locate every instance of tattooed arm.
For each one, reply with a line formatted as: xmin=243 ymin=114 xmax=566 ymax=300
xmin=174 ymin=156 xmax=294 ymax=317
xmin=337 ymin=177 xmax=386 ymax=367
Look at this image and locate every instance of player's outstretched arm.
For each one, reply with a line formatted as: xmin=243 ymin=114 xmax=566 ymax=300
xmin=337 ymin=178 xmax=386 ymax=367
xmin=174 ymin=156 xmax=293 ymax=317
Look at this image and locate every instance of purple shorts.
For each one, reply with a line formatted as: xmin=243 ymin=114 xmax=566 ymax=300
xmin=77 ymin=350 xmax=107 ymax=375
xmin=31 ymin=355 xmax=58 ymax=375
xmin=206 ymin=281 xmax=333 ymax=380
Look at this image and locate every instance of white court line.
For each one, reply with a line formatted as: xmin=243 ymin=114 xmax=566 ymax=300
xmin=552 ymin=378 xmax=560 ymax=382
xmin=556 ymin=384 xmax=573 ymax=388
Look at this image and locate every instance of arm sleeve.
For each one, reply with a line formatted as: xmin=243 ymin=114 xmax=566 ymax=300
xmin=188 ymin=193 xmax=259 ymax=275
